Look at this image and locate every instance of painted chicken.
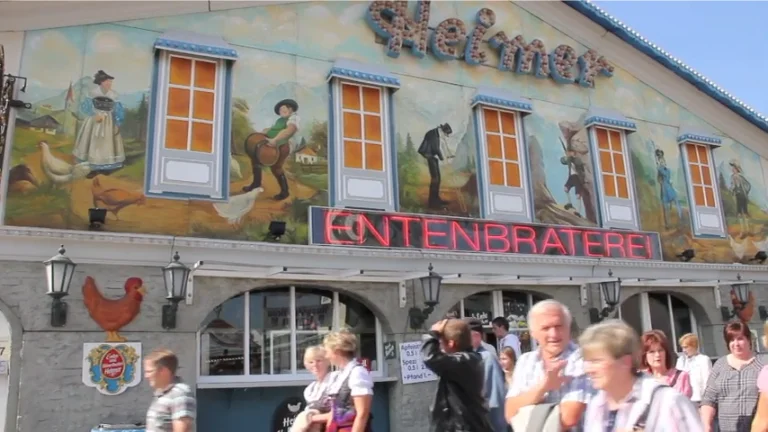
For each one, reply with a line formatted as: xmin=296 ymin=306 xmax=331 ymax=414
xmin=732 ymin=289 xmax=755 ymax=323
xmin=82 ymin=276 xmax=146 ymax=342
xmin=92 ymin=176 xmax=147 ymax=220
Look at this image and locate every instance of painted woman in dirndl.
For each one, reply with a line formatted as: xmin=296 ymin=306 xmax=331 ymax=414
xmin=73 ymin=70 xmax=125 ymax=172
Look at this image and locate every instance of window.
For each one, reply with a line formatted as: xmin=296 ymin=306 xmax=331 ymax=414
xmin=585 ymin=110 xmax=639 ymax=230
xmin=484 ymin=108 xmax=522 ymax=188
xmin=329 ymin=59 xmax=399 ymax=211
xmin=472 ymin=88 xmax=533 ymax=222
xmin=678 ymin=131 xmax=725 ymax=237
xmin=617 ymin=292 xmax=699 ymax=353
xmin=145 ymin=31 xmax=237 ymax=201
xmin=197 ymin=286 xmax=384 ymax=386
xmin=595 ymin=128 xmax=629 ymax=199
xmin=164 ymin=56 xmax=217 ymax=154
xmin=446 ymin=290 xmax=546 ymax=354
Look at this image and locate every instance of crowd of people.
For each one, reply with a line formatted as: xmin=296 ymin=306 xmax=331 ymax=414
xmin=141 ymin=299 xmax=768 ymax=432
xmin=420 ymin=299 xmax=768 ymax=432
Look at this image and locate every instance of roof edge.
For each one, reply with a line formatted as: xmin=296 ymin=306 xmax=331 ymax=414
xmin=564 ymin=0 xmax=768 ymax=135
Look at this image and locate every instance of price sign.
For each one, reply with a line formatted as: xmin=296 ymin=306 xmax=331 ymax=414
xmin=399 ymin=341 xmax=437 ymax=385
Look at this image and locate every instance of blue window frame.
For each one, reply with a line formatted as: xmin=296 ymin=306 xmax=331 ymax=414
xmin=471 ymin=87 xmax=534 ymax=222
xmin=327 ymin=59 xmax=400 ymax=211
xmin=583 ymin=108 xmax=639 ymax=230
xmin=145 ymin=30 xmax=238 ymax=202
xmin=677 ymin=128 xmax=725 ymax=238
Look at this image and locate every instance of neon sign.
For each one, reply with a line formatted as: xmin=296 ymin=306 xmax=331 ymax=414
xmin=365 ymin=1 xmax=614 ymax=87
xmin=309 ymin=207 xmax=662 ymax=260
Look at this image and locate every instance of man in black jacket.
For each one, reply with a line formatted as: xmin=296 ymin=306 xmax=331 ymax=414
xmin=421 ymin=318 xmax=494 ymax=432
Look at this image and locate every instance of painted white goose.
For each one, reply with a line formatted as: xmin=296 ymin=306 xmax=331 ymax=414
xmin=212 ymin=187 xmax=263 ymax=226
xmin=38 ymin=141 xmax=91 ymax=185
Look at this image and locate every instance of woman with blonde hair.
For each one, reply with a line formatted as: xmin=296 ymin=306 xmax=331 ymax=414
xmin=290 ymin=345 xmax=336 ymax=432
xmin=676 ymin=333 xmax=712 ymax=407
xmin=323 ymin=330 xmax=374 ymax=432
xmin=580 ymin=320 xmax=702 ymax=431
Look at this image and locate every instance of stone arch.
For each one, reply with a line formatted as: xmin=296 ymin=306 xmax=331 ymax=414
xmin=0 ymin=297 xmax=23 ymax=432
xmin=618 ymin=289 xmax=711 ymax=352
xmin=195 ymin=283 xmax=390 ymax=377
xmin=191 ymin=278 xmax=394 ymax=335
xmin=619 ymin=289 xmax=713 ymax=327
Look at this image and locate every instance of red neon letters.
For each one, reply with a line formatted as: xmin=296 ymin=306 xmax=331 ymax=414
xmin=316 ymin=208 xmax=661 ymax=260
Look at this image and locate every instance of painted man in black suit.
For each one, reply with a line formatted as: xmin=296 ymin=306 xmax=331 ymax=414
xmin=418 ymin=123 xmax=453 ymax=209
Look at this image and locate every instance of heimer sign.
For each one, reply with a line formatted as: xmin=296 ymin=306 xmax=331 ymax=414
xmin=309 ymin=207 xmax=662 ymax=260
xmin=365 ymin=1 xmax=614 ymax=87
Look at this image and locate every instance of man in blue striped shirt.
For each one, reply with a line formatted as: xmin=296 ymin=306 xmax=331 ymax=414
xmin=504 ymin=300 xmax=592 ymax=431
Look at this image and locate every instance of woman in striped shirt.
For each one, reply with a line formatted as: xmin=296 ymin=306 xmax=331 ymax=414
xmin=580 ymin=320 xmax=703 ymax=432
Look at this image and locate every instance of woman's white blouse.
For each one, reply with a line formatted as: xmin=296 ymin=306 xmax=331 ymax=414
xmin=675 ymin=353 xmax=712 ymax=402
xmin=327 ymin=360 xmax=374 ymax=397
xmin=303 ymin=372 xmax=337 ymax=404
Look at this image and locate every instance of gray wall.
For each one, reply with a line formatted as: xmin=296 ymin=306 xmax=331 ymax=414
xmin=0 ymin=260 xmax=764 ymax=432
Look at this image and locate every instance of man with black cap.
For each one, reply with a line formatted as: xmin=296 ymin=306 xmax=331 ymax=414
xmin=243 ymin=98 xmax=299 ymax=200
xmin=466 ymin=318 xmax=508 ymax=432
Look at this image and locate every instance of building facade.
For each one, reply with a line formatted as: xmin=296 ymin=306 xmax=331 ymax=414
xmin=1 ymin=1 xmax=768 ymax=431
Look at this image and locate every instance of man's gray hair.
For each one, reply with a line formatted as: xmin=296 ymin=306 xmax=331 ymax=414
xmin=527 ymin=299 xmax=572 ymax=329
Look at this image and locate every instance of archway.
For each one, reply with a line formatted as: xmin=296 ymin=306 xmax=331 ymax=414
xmin=195 ymin=285 xmax=389 ymax=432
xmin=446 ymin=289 xmax=549 ymax=355
xmin=0 ymin=298 xmax=21 ymax=432
xmin=618 ymin=292 xmax=707 ymax=353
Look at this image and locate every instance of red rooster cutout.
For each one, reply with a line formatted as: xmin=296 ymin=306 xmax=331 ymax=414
xmin=82 ymin=276 xmax=146 ymax=342
xmin=731 ymin=289 xmax=755 ymax=323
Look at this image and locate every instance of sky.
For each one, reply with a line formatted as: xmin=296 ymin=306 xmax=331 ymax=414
xmin=593 ymin=1 xmax=768 ymax=119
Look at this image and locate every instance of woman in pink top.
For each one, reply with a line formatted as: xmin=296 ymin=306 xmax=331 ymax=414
xmin=751 ymin=322 xmax=768 ymax=432
xmin=641 ymin=329 xmax=693 ymax=398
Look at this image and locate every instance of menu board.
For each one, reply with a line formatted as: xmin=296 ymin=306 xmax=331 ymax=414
xmin=399 ymin=341 xmax=438 ymax=385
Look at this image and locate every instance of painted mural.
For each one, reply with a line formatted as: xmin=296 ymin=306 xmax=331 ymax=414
xmin=395 ymin=79 xmax=478 ymax=217
xmin=3 ymin=1 xmax=768 ymax=263
xmin=4 ymin=23 xmax=329 ymax=243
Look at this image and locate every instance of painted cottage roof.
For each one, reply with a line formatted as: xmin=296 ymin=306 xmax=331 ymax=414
xmin=566 ymin=0 xmax=768 ymax=134
xmin=298 ymin=147 xmax=317 ymax=156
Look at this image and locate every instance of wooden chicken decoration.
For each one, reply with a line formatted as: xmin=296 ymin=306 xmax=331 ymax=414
xmin=731 ymin=289 xmax=755 ymax=323
xmin=83 ymin=276 xmax=146 ymax=342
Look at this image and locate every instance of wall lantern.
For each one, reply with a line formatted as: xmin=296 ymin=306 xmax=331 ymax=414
xmin=161 ymin=251 xmax=191 ymax=330
xmin=43 ymin=244 xmax=77 ymax=327
xmin=589 ymin=269 xmax=622 ymax=324
xmin=408 ymin=263 xmax=443 ymax=330
xmin=721 ymin=273 xmax=751 ymax=321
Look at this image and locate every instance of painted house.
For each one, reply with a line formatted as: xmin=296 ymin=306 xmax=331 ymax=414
xmin=295 ymin=146 xmax=319 ymax=165
xmin=1 ymin=1 xmax=768 ymax=431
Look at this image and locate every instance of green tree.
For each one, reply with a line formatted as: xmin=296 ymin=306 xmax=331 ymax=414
xmin=231 ymin=97 xmax=254 ymax=155
xmin=398 ymin=132 xmax=422 ymax=210
xmin=136 ymin=93 xmax=148 ymax=142
xmin=308 ymin=121 xmax=328 ymax=158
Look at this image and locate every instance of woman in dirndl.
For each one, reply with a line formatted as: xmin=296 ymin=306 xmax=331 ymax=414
xmin=291 ymin=345 xmax=336 ymax=432
xmin=73 ymin=70 xmax=125 ymax=172
xmin=323 ymin=330 xmax=374 ymax=432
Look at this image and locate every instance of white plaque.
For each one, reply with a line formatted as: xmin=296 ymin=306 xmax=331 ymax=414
xmin=399 ymin=341 xmax=438 ymax=385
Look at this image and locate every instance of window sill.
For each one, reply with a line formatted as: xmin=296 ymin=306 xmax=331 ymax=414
xmin=196 ymin=374 xmax=398 ymax=389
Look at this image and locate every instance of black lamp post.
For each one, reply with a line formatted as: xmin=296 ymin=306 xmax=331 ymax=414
xmin=408 ymin=263 xmax=443 ymax=330
xmin=161 ymin=251 xmax=191 ymax=330
xmin=589 ymin=269 xmax=622 ymax=324
xmin=43 ymin=244 xmax=77 ymax=327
